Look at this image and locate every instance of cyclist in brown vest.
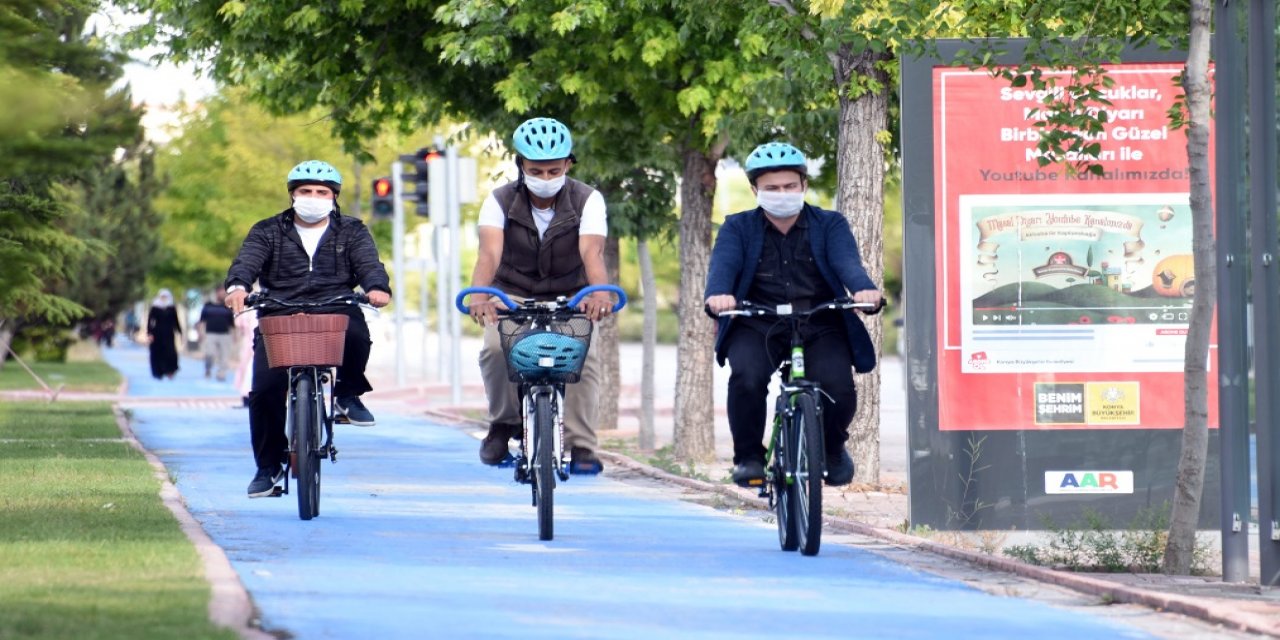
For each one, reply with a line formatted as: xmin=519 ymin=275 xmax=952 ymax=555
xmin=465 ymin=117 xmax=615 ymax=474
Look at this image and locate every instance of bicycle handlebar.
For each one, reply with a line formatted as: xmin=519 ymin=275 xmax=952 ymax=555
xmin=455 ymin=284 xmax=628 ymax=315
xmin=240 ymin=290 xmax=371 ymax=316
xmin=714 ymin=298 xmax=881 ymax=319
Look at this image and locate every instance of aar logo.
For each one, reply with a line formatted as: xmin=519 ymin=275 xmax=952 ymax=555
xmin=1044 ymin=470 xmax=1134 ymax=494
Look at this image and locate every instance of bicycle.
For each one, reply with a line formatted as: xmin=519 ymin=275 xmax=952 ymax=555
xmin=456 ymin=284 xmax=627 ymax=541
xmin=717 ymin=298 xmax=877 ymax=556
xmin=241 ymin=290 xmax=370 ymax=521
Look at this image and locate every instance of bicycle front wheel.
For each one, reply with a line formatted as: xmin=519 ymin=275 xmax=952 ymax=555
xmin=792 ymin=392 xmax=823 ymax=555
xmin=292 ymin=373 xmax=320 ymax=521
xmin=774 ymin=414 xmax=799 ymax=552
xmin=533 ymin=392 xmax=555 ymax=541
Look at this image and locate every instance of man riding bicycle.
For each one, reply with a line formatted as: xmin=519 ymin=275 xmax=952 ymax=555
xmin=704 ymin=142 xmax=883 ymax=487
xmin=465 ymin=117 xmax=614 ymax=474
xmin=224 ymin=160 xmax=392 ymax=497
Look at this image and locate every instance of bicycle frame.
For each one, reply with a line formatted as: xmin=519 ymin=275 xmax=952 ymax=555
xmin=759 ymin=316 xmax=826 ymax=500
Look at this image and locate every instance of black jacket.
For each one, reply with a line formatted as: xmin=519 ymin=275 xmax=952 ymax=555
xmin=225 ymin=209 xmax=391 ymax=315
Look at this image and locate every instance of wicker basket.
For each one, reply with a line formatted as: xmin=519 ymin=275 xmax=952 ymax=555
xmin=258 ymin=313 xmax=349 ymax=369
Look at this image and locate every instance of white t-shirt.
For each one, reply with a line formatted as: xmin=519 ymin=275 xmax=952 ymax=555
xmin=477 ymin=188 xmax=608 ymax=240
xmin=295 ymin=223 xmax=327 ymax=267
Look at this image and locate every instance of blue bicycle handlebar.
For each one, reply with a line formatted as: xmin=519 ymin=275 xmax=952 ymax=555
xmin=454 ymin=286 xmax=518 ymax=314
xmin=568 ymin=284 xmax=627 ymax=312
xmin=455 ymin=284 xmax=628 ymax=314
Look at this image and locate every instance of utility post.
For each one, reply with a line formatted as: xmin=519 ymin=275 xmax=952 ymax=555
xmin=390 ymin=161 xmax=406 ymax=387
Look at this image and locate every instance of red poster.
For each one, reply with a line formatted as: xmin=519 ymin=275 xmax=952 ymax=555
xmin=933 ymin=63 xmax=1218 ymax=430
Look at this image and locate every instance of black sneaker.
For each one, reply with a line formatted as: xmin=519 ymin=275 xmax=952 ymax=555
xmin=247 ymin=466 xmax=283 ymax=498
xmin=731 ymin=459 xmax=766 ymax=487
xmin=568 ymin=447 xmax=604 ymax=475
xmin=824 ymin=449 xmax=855 ymax=486
xmin=480 ymin=423 xmax=519 ymax=465
xmin=335 ymin=396 xmax=376 ymax=427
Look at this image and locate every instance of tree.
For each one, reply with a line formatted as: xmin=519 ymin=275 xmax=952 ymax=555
xmin=134 ymin=0 xmax=786 ymax=463
xmin=0 ymin=1 xmax=147 ymax=363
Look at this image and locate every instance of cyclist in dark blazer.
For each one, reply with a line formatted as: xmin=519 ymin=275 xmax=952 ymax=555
xmin=704 ymin=142 xmax=883 ymax=487
xmin=224 ymin=160 xmax=392 ymax=497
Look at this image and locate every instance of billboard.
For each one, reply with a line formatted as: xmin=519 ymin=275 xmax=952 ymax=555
xmin=933 ymin=63 xmax=1218 ymax=431
xmin=901 ymin=44 xmax=1221 ymax=530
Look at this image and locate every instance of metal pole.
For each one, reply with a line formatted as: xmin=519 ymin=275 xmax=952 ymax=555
xmin=391 ymin=161 xmax=407 ymax=388
xmin=446 ymin=143 xmax=463 ymax=406
xmin=1215 ymin=0 xmax=1251 ymax=583
xmin=1250 ymin=0 xmax=1280 ymax=585
xmin=427 ymin=250 xmax=437 ymax=378
xmin=431 ymin=138 xmax=449 ymax=384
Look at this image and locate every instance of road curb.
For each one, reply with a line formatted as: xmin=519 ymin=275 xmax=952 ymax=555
xmin=424 ymin=406 xmax=1280 ymax=638
xmin=112 ymin=406 xmax=273 ymax=640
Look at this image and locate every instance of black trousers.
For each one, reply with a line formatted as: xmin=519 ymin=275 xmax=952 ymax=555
xmin=724 ymin=325 xmax=857 ymax=465
xmin=248 ymin=310 xmax=373 ymax=470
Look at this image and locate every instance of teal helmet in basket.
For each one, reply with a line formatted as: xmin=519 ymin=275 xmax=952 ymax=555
xmin=507 ymin=331 xmax=588 ymax=380
xmin=744 ymin=142 xmax=807 ymax=184
xmin=287 ymin=160 xmax=343 ymax=194
xmin=512 ymin=117 xmax=573 ymax=161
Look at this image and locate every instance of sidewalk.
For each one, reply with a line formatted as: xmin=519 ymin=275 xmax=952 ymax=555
xmin=360 ymin=318 xmax=1280 ymax=637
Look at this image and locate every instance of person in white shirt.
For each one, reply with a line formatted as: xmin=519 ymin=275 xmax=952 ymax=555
xmin=465 ymin=117 xmax=614 ymax=474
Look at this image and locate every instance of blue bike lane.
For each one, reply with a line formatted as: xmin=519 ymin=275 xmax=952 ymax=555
xmin=103 ymin=344 xmax=1157 ymax=639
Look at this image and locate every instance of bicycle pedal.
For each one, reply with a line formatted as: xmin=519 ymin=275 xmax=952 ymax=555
xmin=735 ymin=478 xmax=766 ymax=488
xmin=496 ymin=453 xmax=517 ymax=468
xmin=334 ymin=414 xmax=350 ymax=424
xmin=270 ymin=485 xmax=285 ymax=497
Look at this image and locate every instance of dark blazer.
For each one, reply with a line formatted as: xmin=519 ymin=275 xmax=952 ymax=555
xmin=704 ymin=204 xmax=879 ymax=373
xmin=225 ymin=209 xmax=391 ymax=315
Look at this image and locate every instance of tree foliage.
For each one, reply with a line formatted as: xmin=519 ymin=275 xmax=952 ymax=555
xmin=0 ymin=1 xmax=150 ymax=341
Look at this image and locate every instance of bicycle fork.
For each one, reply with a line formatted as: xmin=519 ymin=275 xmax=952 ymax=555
xmin=518 ymin=385 xmax=569 ymax=485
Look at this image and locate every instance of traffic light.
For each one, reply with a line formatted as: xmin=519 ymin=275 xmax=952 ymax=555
xmin=408 ymin=147 xmax=440 ymax=217
xmin=370 ymin=177 xmax=394 ymax=220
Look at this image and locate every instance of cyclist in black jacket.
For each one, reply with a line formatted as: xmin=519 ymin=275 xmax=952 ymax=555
xmin=224 ymin=160 xmax=392 ymax=497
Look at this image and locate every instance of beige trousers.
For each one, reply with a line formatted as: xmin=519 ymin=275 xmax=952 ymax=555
xmin=479 ymin=320 xmax=602 ymax=453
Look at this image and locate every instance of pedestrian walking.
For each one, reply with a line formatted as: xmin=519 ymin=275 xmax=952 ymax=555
xmin=232 ymin=305 xmax=257 ymax=407
xmin=147 ymin=289 xmax=183 ymax=380
xmin=198 ymin=289 xmax=236 ymax=381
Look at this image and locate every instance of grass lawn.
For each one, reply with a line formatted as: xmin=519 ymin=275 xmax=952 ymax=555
xmin=0 ymin=341 xmax=122 ymax=392
xmin=0 ymin=401 xmax=236 ymax=639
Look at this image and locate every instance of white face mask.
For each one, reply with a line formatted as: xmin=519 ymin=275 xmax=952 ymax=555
xmin=524 ymin=174 xmax=566 ymax=199
xmin=757 ymin=191 xmax=805 ymax=218
xmin=293 ymin=197 xmax=333 ymax=223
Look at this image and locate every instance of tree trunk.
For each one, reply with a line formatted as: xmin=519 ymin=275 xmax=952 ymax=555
xmin=1164 ymin=0 xmax=1215 ymax=574
xmin=834 ymin=47 xmax=891 ymax=485
xmin=597 ymin=235 xmax=622 ymax=432
xmin=674 ymin=144 xmax=719 ymax=463
xmin=638 ymin=238 xmax=658 ymax=450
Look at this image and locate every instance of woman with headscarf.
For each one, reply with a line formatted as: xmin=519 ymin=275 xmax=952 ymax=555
xmin=147 ymin=289 xmax=183 ymax=379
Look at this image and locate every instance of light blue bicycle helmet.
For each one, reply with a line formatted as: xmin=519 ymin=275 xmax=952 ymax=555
xmin=287 ymin=160 xmax=343 ymax=194
xmin=507 ymin=331 xmax=588 ymax=381
xmin=744 ymin=142 xmax=807 ymax=184
xmin=512 ymin=117 xmax=573 ymax=161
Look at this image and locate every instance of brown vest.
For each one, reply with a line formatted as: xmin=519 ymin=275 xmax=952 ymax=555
xmin=491 ymin=177 xmax=595 ymax=299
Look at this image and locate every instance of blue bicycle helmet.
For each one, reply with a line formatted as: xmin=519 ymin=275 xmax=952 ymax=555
xmin=507 ymin=331 xmax=588 ymax=381
xmin=512 ymin=118 xmax=573 ymax=161
xmin=744 ymin=142 xmax=807 ymax=184
xmin=286 ymin=160 xmax=343 ymax=194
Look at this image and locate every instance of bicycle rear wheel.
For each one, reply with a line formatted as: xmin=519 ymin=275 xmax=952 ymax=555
xmin=292 ymin=373 xmax=320 ymax=521
xmin=793 ymin=392 xmax=823 ymax=555
xmin=533 ymin=392 xmax=555 ymax=541
xmin=774 ymin=414 xmax=799 ymax=552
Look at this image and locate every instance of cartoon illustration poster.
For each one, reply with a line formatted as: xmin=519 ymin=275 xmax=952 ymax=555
xmin=933 ymin=63 xmax=1218 ymax=430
